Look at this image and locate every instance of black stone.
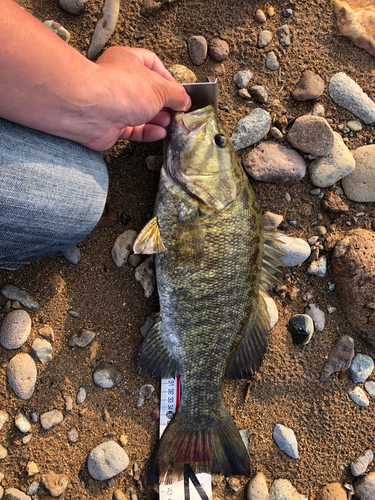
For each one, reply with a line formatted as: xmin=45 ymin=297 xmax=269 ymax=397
xmin=120 ymin=213 xmax=131 ymax=226
xmin=289 ymin=314 xmax=314 ymax=346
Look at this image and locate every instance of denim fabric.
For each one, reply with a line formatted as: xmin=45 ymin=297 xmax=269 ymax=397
xmin=0 ymin=118 xmax=108 ymax=270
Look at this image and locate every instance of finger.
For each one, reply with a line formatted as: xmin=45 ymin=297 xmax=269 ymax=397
xmin=131 ymin=47 xmax=175 ymax=82
xmin=119 ymin=124 xmax=167 ymax=142
xmin=148 ymin=109 xmax=171 ymax=128
xmin=160 ymin=80 xmax=192 ymax=111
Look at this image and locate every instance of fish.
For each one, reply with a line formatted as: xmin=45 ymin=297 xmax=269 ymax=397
xmin=133 ymin=105 xmax=282 ymax=481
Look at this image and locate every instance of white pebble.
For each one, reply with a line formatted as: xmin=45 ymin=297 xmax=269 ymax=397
xmin=87 ymin=441 xmax=129 ymax=480
xmin=273 ymin=424 xmax=298 ymax=459
xmin=247 ymin=471 xmax=269 ymax=500
xmin=15 ymin=413 xmax=31 ymax=433
xmin=112 ymin=230 xmax=138 ymax=268
xmin=273 ymin=235 xmax=311 ymax=267
xmin=76 ymin=386 xmax=87 ymax=405
xmin=0 ymin=445 xmax=7 ymax=460
xmin=307 ymin=256 xmax=327 ymax=277
xmin=348 ymin=387 xmax=370 ymax=407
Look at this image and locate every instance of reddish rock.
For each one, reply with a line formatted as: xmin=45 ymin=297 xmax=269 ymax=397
xmin=187 ymin=35 xmax=207 ymax=66
xmin=292 ymin=70 xmax=325 ymax=101
xmin=254 ymin=8 xmax=267 ymax=23
xmin=287 ymin=115 xmax=334 ymax=156
xmin=208 ymin=37 xmax=229 ymax=61
xmin=321 ymin=191 xmax=349 ymax=213
xmin=316 ymin=482 xmax=347 ymax=500
xmin=320 ymin=335 xmax=355 ymax=381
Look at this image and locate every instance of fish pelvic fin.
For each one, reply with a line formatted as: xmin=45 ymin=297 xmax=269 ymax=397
xmin=133 ymin=216 xmax=166 ymax=255
xmin=150 ymin=406 xmax=249 ymax=482
xmin=138 ymin=315 xmax=178 ymax=378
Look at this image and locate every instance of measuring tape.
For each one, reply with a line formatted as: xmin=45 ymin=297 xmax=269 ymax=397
xmin=159 ymin=376 xmax=212 ymax=500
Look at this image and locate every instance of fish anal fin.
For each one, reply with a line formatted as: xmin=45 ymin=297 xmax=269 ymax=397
xmin=138 ymin=314 xmax=178 ymax=378
xmin=133 ymin=216 xmax=166 ymax=255
xmin=261 ymin=229 xmax=285 ymax=290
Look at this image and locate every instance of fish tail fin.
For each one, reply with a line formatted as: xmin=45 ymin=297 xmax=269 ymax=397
xmin=150 ymin=405 xmax=249 ymax=482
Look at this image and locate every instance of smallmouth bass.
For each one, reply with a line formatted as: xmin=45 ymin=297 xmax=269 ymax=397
xmin=134 ymin=105 xmax=282 ymax=481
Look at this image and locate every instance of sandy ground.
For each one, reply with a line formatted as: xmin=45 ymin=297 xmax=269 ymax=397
xmin=1 ymin=0 xmax=375 ymax=498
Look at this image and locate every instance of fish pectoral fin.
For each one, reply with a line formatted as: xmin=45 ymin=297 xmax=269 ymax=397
xmin=138 ymin=314 xmax=178 ymax=378
xmin=178 ymin=218 xmax=204 ymax=262
xmin=225 ymin=291 xmax=270 ymax=379
xmin=133 ymin=216 xmax=166 ymax=255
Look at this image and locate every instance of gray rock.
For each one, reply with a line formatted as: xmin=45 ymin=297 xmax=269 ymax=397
xmin=305 ymin=303 xmax=325 ymax=332
xmin=231 ymin=109 xmax=272 ymax=151
xmin=233 ymin=70 xmax=253 ymax=89
xmin=135 ymin=256 xmax=155 ymax=298
xmin=249 ymin=85 xmax=269 ymax=104
xmin=41 ymin=472 xmax=68 ymax=497
xmin=309 ymin=132 xmax=355 ymax=188
xmin=289 ymin=314 xmax=314 ymax=346
xmin=0 ymin=445 xmax=8 ymax=460
xmin=287 ymin=116 xmax=334 ymax=156
xmin=350 ymin=354 xmax=374 ymax=383
xmin=276 ymin=24 xmax=291 ymax=46
xmin=62 ymin=245 xmax=81 ymax=264
xmin=328 ymin=73 xmax=375 ymax=124
xmin=93 ymin=361 xmax=124 ymax=388
xmin=257 ymin=30 xmax=273 ymax=48
xmin=4 ymin=488 xmax=32 ymax=500
xmin=25 ymin=482 xmax=39 ymax=496
xmin=354 ymin=471 xmax=375 ymax=499
xmin=1 ymin=285 xmax=40 ymax=311
xmin=87 ymin=441 xmax=129 ymax=480
xmin=0 ymin=309 xmax=32 ymax=349
xmin=269 ymin=479 xmax=307 ymax=500
xmin=7 ymin=353 xmax=37 ymax=400
xmin=307 ymin=256 xmax=327 ymax=277
xmin=273 ymin=235 xmax=311 ymax=267
xmin=0 ymin=410 xmax=9 ymax=430
xmin=187 ymin=35 xmax=207 ymax=66
xmin=247 ymin=472 xmax=269 ymax=500
xmin=266 ymin=51 xmax=279 ymax=71
xmin=68 ymin=427 xmax=80 ymax=443
xmin=112 ymin=230 xmax=138 ymax=267
xmin=76 ymin=386 xmax=87 ymax=404
xmin=15 ymin=413 xmax=31 ymax=433
xmin=262 ymin=211 xmax=283 ymax=229
xmin=59 ymin=0 xmax=88 ymax=14
xmin=272 ymin=424 xmax=298 ymax=459
xmin=68 ymin=329 xmax=96 ymax=347
xmin=364 ymin=380 xmax=375 ymax=397
xmin=87 ymin=0 xmax=120 ymax=59
xmin=341 ymin=145 xmax=375 ymax=202
xmin=44 ymin=20 xmax=70 ymax=43
xmin=40 ymin=410 xmax=64 ymax=430
xmin=31 ymin=338 xmax=53 ymax=364
xmin=68 ymin=310 xmax=81 ymax=319
xmin=321 ymin=335 xmax=355 ymax=381
xmin=242 ymin=141 xmax=306 ymax=185
xmin=349 ymin=386 xmax=369 ymax=407
xmin=351 ymin=449 xmax=374 ymax=477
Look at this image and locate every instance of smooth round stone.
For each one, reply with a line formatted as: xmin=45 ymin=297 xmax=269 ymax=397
xmin=348 ymin=386 xmax=370 ymax=407
xmin=62 ymin=245 xmax=81 ymax=264
xmin=7 ymin=353 xmax=37 ymax=400
xmin=347 ymin=120 xmax=363 ymax=132
xmin=365 ymin=380 xmax=375 ymax=397
xmin=273 ymin=424 xmax=298 ymax=459
xmin=233 ymin=70 xmax=253 ymax=89
xmin=0 ymin=445 xmax=7 ymax=460
xmin=231 ymin=109 xmax=272 ymax=151
xmin=1 ymin=284 xmax=40 ymax=311
xmin=289 ymin=314 xmax=314 ymax=345
xmin=76 ymin=386 xmax=87 ymax=404
xmin=208 ymin=37 xmax=229 ymax=61
xmin=342 ymin=145 xmax=375 ymax=202
xmin=40 ymin=410 xmax=64 ymax=430
xmin=309 ymin=131 xmax=355 ymax=188
xmin=187 ymin=35 xmax=207 ymax=65
xmin=266 ymin=51 xmax=280 ymax=71
xmin=242 ymin=140 xmax=306 ymax=185
xmin=292 ymin=70 xmax=325 ymax=101
xmin=258 ymin=30 xmax=273 ymax=48
xmin=270 ymin=126 xmax=283 ymax=139
xmin=169 ymin=65 xmax=196 ymax=84
xmin=273 ymin=235 xmax=311 ymax=267
xmin=287 ymin=116 xmax=334 ymax=156
xmin=254 ymin=8 xmax=266 ymax=23
xmin=307 ymin=256 xmax=327 ymax=277
xmin=0 ymin=309 xmax=31 ymax=349
xmin=354 ymin=471 xmax=375 ymax=499
xmin=4 ymin=488 xmax=32 ymax=500
xmin=305 ymin=304 xmax=325 ymax=332
xmin=112 ymin=230 xmax=138 ymax=268
xmin=93 ymin=361 xmax=124 ymax=388
xmin=351 ymin=449 xmax=374 ymax=477
xmin=276 ymin=24 xmax=291 ymax=46
xmin=247 ymin=472 xmax=269 ymax=500
xmin=15 ymin=413 xmax=31 ymax=433
xmin=87 ymin=441 xmax=129 ymax=480
xmin=350 ymin=353 xmax=374 ymax=383
xmin=269 ymin=479 xmax=307 ymax=500
xmin=328 ymin=72 xmax=375 ymax=124
xmin=32 ymin=338 xmax=52 ymax=364
xmin=43 ymin=20 xmax=70 ymax=43
xmin=59 ymin=0 xmax=88 ymax=14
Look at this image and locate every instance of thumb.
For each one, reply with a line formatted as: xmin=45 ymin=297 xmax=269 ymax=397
xmin=158 ymin=78 xmax=191 ymax=112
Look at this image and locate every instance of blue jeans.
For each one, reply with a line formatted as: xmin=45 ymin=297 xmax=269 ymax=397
xmin=0 ymin=118 xmax=108 ymax=270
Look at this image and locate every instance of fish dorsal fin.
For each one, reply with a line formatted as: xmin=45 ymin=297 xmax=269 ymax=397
xmin=178 ymin=216 xmax=204 ymax=262
xmin=133 ymin=216 xmax=166 ymax=255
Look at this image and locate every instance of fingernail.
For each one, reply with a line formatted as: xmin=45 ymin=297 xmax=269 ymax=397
xmin=184 ymin=94 xmax=192 ymax=111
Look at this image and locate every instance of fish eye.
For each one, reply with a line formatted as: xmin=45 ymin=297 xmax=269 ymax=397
xmin=214 ymin=134 xmax=226 ymax=148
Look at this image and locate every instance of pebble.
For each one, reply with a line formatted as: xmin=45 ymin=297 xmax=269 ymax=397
xmin=307 ymin=255 xmax=327 ymax=277
xmin=321 ymin=335 xmax=355 ymax=381
xmin=44 ymin=20 xmax=71 ymax=43
xmin=0 ymin=411 xmax=9 ymax=430
xmin=316 ymin=482 xmax=347 ymax=500
xmin=311 ymin=103 xmax=325 ymax=117
xmin=168 ymin=64 xmax=196 ymax=84
xmin=283 ymin=8 xmax=293 ymax=17
xmin=270 ymin=127 xmax=283 ymax=139
xmin=1 ymin=285 xmax=40 ymax=311
xmin=62 ymin=245 xmax=81 ymax=264
xmin=187 ymin=35 xmax=207 ymax=65
xmin=269 ymin=479 xmax=307 ymax=500
xmin=351 ymin=449 xmax=374 ymax=477
xmin=68 ymin=427 xmax=80 ymax=443
xmin=257 ymin=30 xmax=273 ymax=48
xmin=249 ymin=85 xmax=269 ymax=104
xmin=112 ymin=230 xmax=138 ymax=268
xmin=7 ymin=353 xmax=37 ymax=400
xmin=134 ymin=256 xmax=156 ymax=298
xmin=233 ymin=70 xmax=253 ymax=89
xmin=38 ymin=325 xmax=54 ymax=342
xmin=289 ymin=314 xmax=314 ymax=346
xmin=4 ymin=489 xmax=32 ymax=500
xmin=31 ymin=338 xmax=52 ymax=364
xmin=59 ymin=0 xmax=88 ymax=14
xmin=231 ymin=108 xmax=272 ymax=151
xmin=242 ymin=140 xmax=306 ymax=185
xmin=15 ymin=413 xmax=31 ymax=433
xmin=273 ymin=424 xmax=298 ymax=459
xmin=247 ymin=471 xmax=268 ymax=500
xmin=287 ymin=116 xmax=334 ymax=156
xmin=76 ymin=386 xmax=87 ymax=404
xmin=93 ymin=361 xmax=124 ymax=389
xmin=341 ymin=145 xmax=375 ymax=202
xmin=68 ymin=329 xmax=96 ymax=347
xmin=22 ymin=433 xmax=32 ymax=445
xmin=0 ymin=310 xmax=31 ymax=349
xmin=266 ymin=51 xmax=280 ymax=71
xmin=139 ymin=384 xmax=155 ymax=399
xmin=61 ymin=390 xmax=73 ymax=411
xmin=254 ymin=9 xmax=266 ymax=23
xmin=276 ymin=24 xmax=291 ymax=46
xmin=347 ymin=120 xmax=363 ymax=132
xmin=87 ymin=0 xmax=120 ymax=60
xmin=87 ymin=441 xmax=129 ymax=480
xmin=120 ymin=213 xmax=131 ymax=226
xmin=321 ymin=191 xmax=349 ymax=214
xmin=128 ymin=254 xmax=141 ymax=267
xmin=365 ymin=381 xmax=375 ymax=397
xmin=41 ymin=472 xmax=69 ymax=497
xmin=25 ymin=482 xmax=39 ymax=496
xmin=305 ymin=303 xmax=325 ymax=331
xmin=238 ymin=88 xmax=251 ymax=99
xmin=0 ymin=445 xmax=7 ymax=460
xmin=354 ymin=471 xmax=375 ymax=499
xmin=264 ymin=295 xmax=279 ymax=328
xmin=348 ymin=386 xmax=369 ymax=407
xmin=328 ymin=73 xmax=375 ymax=124
xmin=228 ymin=477 xmax=240 ymax=492
xmin=309 ymin=131 xmax=355 ymax=188
xmin=26 ymin=461 xmax=39 ymax=476
xmin=267 ymin=5 xmax=275 ymax=16
xmin=350 ymin=354 xmax=374 ymax=383
xmin=113 ymin=490 xmax=128 ymax=500
xmin=263 ymin=211 xmax=283 ymax=229
xmin=68 ymin=310 xmax=81 ymax=319
xmin=291 ymin=70 xmax=325 ymax=101
xmin=208 ymin=37 xmax=229 ymax=61
xmin=30 ymin=412 xmax=38 ymax=423
xmin=273 ymin=235 xmax=311 ymax=267
xmin=40 ymin=410 xmax=64 ymax=430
